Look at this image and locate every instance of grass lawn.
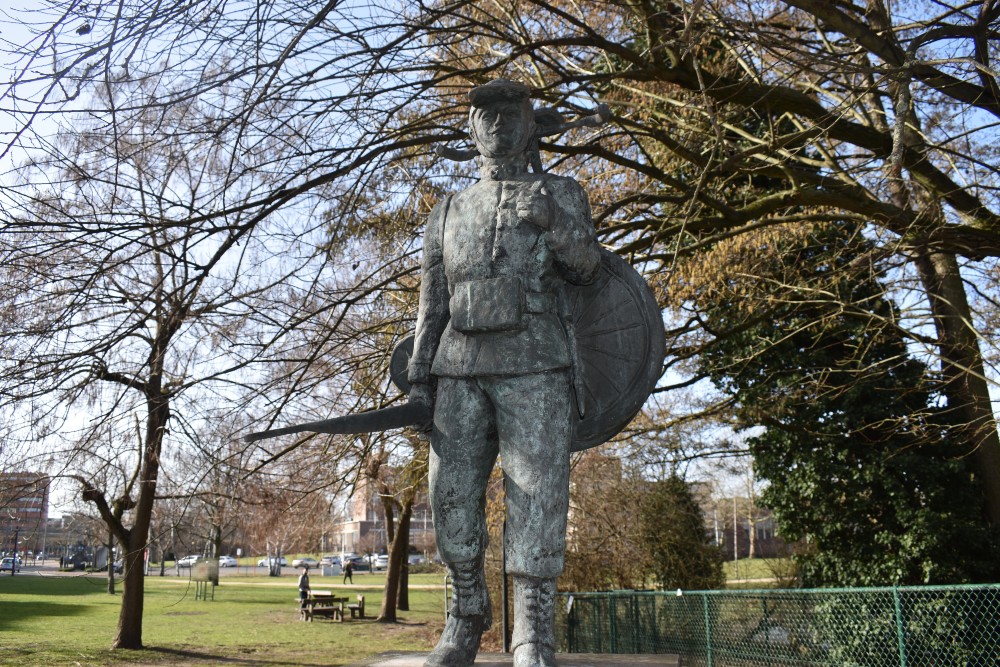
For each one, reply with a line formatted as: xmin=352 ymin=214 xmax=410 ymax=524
xmin=0 ymin=571 xmax=447 ymax=666
xmin=1 ymin=560 xmax=793 ymax=665
xmin=722 ymin=557 xmax=794 ymax=583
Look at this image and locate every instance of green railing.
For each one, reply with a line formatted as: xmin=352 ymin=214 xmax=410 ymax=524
xmin=555 ymin=584 xmax=1000 ymax=666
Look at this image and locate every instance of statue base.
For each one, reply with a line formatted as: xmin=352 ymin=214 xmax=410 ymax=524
xmin=347 ymin=652 xmax=680 ymax=667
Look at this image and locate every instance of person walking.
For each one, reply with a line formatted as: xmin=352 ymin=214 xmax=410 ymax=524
xmin=342 ymin=560 xmax=353 ymax=584
xmin=297 ymin=567 xmax=311 ymax=613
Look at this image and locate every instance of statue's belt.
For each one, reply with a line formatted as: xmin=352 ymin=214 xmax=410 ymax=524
xmin=448 ymin=280 xmax=557 ymax=313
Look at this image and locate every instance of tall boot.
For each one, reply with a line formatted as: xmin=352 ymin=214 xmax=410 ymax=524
xmin=512 ymin=576 xmax=557 ymax=667
xmin=424 ymin=558 xmax=492 ymax=667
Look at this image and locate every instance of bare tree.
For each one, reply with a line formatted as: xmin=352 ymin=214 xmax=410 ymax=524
xmin=563 ymin=451 xmax=649 ymax=591
xmin=0 ymin=70 xmax=386 ymax=646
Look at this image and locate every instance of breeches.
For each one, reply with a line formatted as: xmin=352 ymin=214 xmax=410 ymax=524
xmin=429 ymin=371 xmax=572 ymax=578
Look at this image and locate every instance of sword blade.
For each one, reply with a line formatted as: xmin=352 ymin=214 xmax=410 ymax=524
xmin=243 ymin=402 xmax=431 ymax=443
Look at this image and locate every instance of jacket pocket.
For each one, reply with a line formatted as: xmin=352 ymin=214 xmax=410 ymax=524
xmin=450 ymin=276 xmax=526 ymax=333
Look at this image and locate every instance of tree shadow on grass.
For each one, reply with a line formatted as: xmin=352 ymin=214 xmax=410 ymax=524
xmin=145 ymin=646 xmax=335 ymax=665
xmin=0 ymin=600 xmax=90 ymax=630
xmin=0 ymin=573 xmax=119 ymax=596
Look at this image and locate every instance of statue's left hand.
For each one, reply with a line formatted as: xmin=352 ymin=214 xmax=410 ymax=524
xmin=517 ymin=180 xmax=554 ymax=229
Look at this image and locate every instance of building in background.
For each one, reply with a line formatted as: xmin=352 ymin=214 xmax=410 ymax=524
xmin=0 ymin=471 xmax=50 ymax=557
xmin=332 ymin=476 xmax=434 ymax=557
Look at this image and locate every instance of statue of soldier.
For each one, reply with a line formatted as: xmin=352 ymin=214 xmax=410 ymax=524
xmin=244 ymin=77 xmax=660 ymax=665
xmin=407 ymin=79 xmax=602 ymax=667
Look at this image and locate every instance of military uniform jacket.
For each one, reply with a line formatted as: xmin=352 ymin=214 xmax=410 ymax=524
xmin=408 ymin=170 xmax=602 ymax=384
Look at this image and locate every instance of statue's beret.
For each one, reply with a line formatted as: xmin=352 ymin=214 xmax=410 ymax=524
xmin=469 ymin=79 xmax=531 ymax=108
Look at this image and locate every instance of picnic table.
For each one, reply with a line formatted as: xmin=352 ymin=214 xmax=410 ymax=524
xmin=300 ymin=590 xmax=348 ymax=622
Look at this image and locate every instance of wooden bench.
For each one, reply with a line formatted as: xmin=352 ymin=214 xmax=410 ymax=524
xmin=300 ymin=591 xmax=347 ymax=622
xmin=347 ymin=594 xmax=365 ymax=619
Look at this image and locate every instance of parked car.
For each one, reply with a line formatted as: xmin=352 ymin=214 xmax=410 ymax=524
xmin=218 ymin=555 xmax=238 ymax=567
xmin=407 ymin=554 xmax=426 ymax=565
xmin=349 ymin=556 xmax=370 ymax=572
xmin=320 ymin=554 xmax=342 ymax=567
xmin=1 ymin=557 xmax=21 ymax=572
xmin=291 ymin=557 xmax=319 ymax=569
xmin=257 ymin=556 xmax=288 ymax=567
xmin=176 ymin=555 xmax=204 ymax=568
xmin=374 ymin=554 xmax=389 ymax=571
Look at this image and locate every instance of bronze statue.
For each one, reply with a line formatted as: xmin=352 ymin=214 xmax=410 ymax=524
xmin=246 ymin=80 xmax=664 ymax=667
xmin=407 ymin=79 xmax=600 ymax=667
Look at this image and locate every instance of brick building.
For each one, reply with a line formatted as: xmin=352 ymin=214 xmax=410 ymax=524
xmin=0 ymin=471 xmax=50 ymax=556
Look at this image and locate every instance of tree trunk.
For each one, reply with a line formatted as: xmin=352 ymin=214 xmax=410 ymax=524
xmin=914 ymin=248 xmax=1000 ymax=525
xmin=170 ymin=526 xmax=177 ymax=575
xmin=378 ymin=497 xmax=414 ymax=622
xmin=397 ymin=563 xmax=410 ymax=611
xmin=396 ymin=509 xmax=412 ymax=611
xmin=210 ymin=523 xmax=223 ymax=584
xmin=268 ymin=544 xmax=283 ymax=577
xmin=380 ymin=488 xmax=396 ymax=547
xmin=210 ymin=523 xmax=221 ymax=559
xmin=107 ymin=530 xmax=116 ymax=595
xmin=110 ymin=516 xmax=152 ymax=644
xmin=110 ymin=393 xmax=168 ymax=649
xmin=113 ymin=533 xmax=147 ymax=648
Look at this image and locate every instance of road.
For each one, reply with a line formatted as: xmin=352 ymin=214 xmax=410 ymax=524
xmin=9 ymin=559 xmax=445 ymax=588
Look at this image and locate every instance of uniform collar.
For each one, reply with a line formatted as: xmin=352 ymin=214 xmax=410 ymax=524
xmin=479 ymin=157 xmax=529 ymax=181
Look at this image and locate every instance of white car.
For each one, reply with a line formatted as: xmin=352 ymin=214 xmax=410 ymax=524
xmin=218 ymin=555 xmax=238 ymax=567
xmin=374 ymin=554 xmax=389 ymax=570
xmin=257 ymin=556 xmax=288 ymax=567
xmin=407 ymin=554 xmax=426 ymax=565
xmin=176 ymin=555 xmax=204 ymax=568
xmin=0 ymin=556 xmax=21 ymax=572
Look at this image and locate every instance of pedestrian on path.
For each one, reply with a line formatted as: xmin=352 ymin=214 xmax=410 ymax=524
xmin=298 ymin=567 xmax=311 ymax=610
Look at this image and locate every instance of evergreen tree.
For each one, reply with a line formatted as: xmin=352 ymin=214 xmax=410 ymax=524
xmin=698 ymin=222 xmax=1000 ymax=586
xmin=639 ymin=475 xmax=724 ymax=591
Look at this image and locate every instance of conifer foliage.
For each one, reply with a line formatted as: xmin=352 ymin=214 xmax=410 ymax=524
xmin=639 ymin=475 xmax=724 ymax=591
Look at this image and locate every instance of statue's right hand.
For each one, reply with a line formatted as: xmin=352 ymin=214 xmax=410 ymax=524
xmin=408 ymin=382 xmax=435 ymax=433
xmin=516 ymin=180 xmax=554 ymax=229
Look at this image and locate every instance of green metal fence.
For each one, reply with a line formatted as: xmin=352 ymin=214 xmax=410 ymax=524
xmin=555 ymin=584 xmax=1000 ymax=666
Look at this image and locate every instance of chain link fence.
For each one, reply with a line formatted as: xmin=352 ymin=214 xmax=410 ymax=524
xmin=555 ymin=584 xmax=1000 ymax=666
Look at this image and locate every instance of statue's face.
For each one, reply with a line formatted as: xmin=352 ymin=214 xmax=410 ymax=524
xmin=471 ymin=101 xmax=530 ymax=158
